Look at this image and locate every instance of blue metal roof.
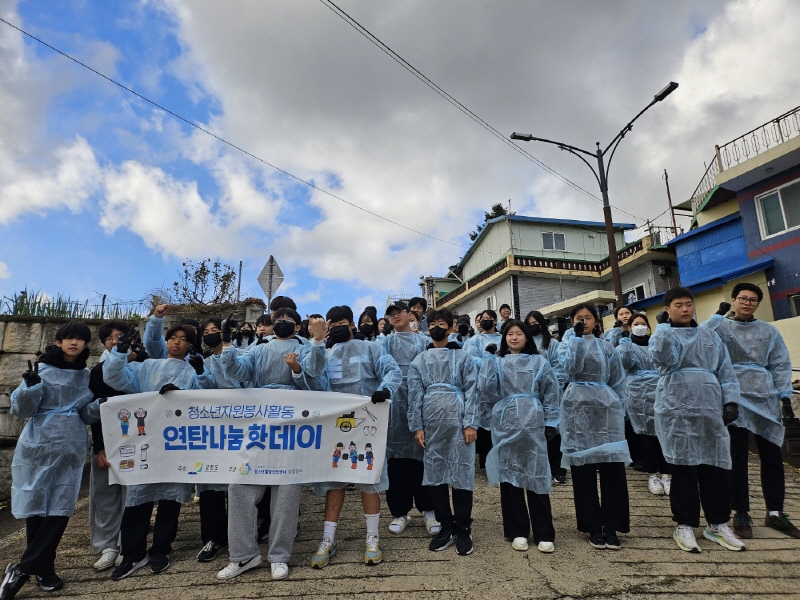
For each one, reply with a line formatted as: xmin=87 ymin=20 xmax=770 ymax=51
xmin=666 ymin=213 xmax=740 ymax=246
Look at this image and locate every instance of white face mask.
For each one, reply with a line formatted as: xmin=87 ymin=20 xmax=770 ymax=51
xmin=631 ymin=325 xmax=648 ymax=337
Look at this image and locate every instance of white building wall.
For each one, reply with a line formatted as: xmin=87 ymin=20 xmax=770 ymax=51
xmin=516 ymin=275 xmax=604 ymax=316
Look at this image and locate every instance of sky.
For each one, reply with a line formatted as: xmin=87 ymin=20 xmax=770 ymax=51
xmin=1 ymin=0 xmax=800 ymax=317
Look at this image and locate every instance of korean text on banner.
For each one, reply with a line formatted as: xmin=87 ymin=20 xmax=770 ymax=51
xmin=100 ymin=388 xmax=390 ymax=486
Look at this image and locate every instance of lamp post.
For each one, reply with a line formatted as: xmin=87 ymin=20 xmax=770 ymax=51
xmin=511 ymin=81 xmax=678 ymax=307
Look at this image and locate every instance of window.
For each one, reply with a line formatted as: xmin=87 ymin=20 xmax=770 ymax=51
xmin=623 ymin=284 xmax=646 ymax=305
xmin=756 ymin=178 xmax=800 ymax=238
xmin=790 ymin=294 xmax=800 ymax=318
xmin=486 ymin=294 xmax=496 ymax=310
xmin=542 ymin=232 xmax=566 ymax=251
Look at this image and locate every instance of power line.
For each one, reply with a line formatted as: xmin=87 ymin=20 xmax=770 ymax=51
xmin=0 ymin=17 xmax=469 ymax=249
xmin=318 ymin=0 xmax=647 ymax=224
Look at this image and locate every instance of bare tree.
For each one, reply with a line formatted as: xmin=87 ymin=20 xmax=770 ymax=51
xmin=172 ymin=259 xmax=238 ymax=306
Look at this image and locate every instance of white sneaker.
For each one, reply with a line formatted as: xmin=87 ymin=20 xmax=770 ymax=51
xmin=648 ymin=475 xmax=664 ymax=495
xmin=216 ymin=555 xmax=262 ymax=579
xmin=704 ymin=523 xmax=745 ymax=551
xmin=673 ymin=525 xmax=701 ymax=553
xmin=389 ymin=515 xmax=409 ymax=535
xmin=424 ymin=516 xmax=441 ymax=535
xmin=270 ymin=562 xmax=289 ymax=580
xmin=511 ymin=537 xmax=528 ymax=551
xmin=93 ymin=548 xmax=119 ymax=571
xmin=537 ymin=541 xmax=555 ymax=553
xmin=661 ymin=474 xmax=671 ymax=496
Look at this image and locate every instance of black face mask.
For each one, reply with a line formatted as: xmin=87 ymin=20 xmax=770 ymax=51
xmin=429 ymin=326 xmax=448 ymax=342
xmin=203 ymin=332 xmax=222 ymax=348
xmin=457 ymin=323 xmax=470 ymax=335
xmin=631 ymin=333 xmax=650 ymax=347
xmin=480 ymin=319 xmax=495 ymax=332
xmin=527 ymin=323 xmax=541 ymax=336
xmin=273 ymin=321 xmax=296 ymax=339
xmin=359 ymin=323 xmax=375 ymax=338
xmin=329 ymin=325 xmax=352 ymax=344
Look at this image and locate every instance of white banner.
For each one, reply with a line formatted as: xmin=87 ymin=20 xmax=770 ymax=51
xmin=100 ymin=388 xmax=389 ymax=486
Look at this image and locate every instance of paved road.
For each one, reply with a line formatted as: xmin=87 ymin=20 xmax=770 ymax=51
xmin=0 ymin=455 xmax=798 ymax=599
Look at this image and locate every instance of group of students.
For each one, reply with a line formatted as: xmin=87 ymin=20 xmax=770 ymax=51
xmin=1 ymin=285 xmax=798 ymax=599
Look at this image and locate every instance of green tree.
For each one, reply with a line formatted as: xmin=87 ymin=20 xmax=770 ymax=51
xmin=469 ymin=202 xmax=512 ymax=241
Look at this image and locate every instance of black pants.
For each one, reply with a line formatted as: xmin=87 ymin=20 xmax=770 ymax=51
xmin=18 ymin=516 xmax=70 ymax=576
xmin=570 ymin=462 xmax=630 ymax=534
xmin=386 ymin=458 xmax=434 ymax=517
xmin=729 ymin=425 xmax=784 ymax=513
xmin=199 ymin=490 xmax=228 ymax=545
xmin=499 ymin=482 xmax=555 ymax=543
xmin=120 ymin=500 xmax=182 ymax=562
xmin=547 ymin=433 xmax=566 ymax=478
xmin=256 ymin=487 xmax=272 ymax=538
xmin=640 ymin=435 xmax=671 ymax=475
xmin=625 ymin=419 xmax=642 ymax=465
xmin=428 ymin=484 xmax=473 ymax=530
xmin=476 ymin=428 xmax=493 ymax=469
xmin=669 ymin=463 xmax=730 ymax=527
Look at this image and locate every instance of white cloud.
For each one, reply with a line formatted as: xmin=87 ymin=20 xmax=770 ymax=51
xmin=0 ymin=261 xmax=10 ymax=279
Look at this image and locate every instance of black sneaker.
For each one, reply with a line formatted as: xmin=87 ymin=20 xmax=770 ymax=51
xmin=552 ymin=472 xmax=567 ymax=485
xmin=257 ymin=521 xmax=270 ymax=542
xmin=604 ymin=529 xmax=621 ymax=550
xmin=150 ymin=554 xmax=170 ymax=574
xmin=589 ymin=531 xmax=606 ymax=549
xmin=428 ymin=527 xmax=456 ymax=552
xmin=456 ymin=526 xmax=474 ymax=556
xmin=0 ymin=563 xmax=29 ymax=600
xmin=36 ymin=572 xmax=63 ymax=592
xmin=197 ymin=541 xmax=224 ymax=562
xmin=111 ymin=556 xmax=150 ymax=581
xmin=630 ymin=461 xmax=645 ymax=472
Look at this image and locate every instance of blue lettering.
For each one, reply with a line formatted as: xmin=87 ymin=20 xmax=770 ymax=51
xmin=315 ymin=424 xmax=322 ymax=449
xmin=269 ymin=425 xmax=282 ymax=450
xmin=297 ymin=425 xmax=315 ymax=449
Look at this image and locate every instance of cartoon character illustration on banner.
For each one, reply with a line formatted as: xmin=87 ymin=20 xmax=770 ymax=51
xmin=365 ymin=443 xmax=374 ymax=470
xmin=332 ymin=442 xmax=344 ymax=468
xmin=349 ymin=441 xmax=358 ymax=469
xmin=134 ymin=407 xmax=147 ymax=436
xmin=118 ymin=409 xmax=131 ymax=438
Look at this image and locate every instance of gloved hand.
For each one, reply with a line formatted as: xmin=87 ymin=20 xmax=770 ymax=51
xmin=545 ymin=426 xmax=557 ymax=442
xmin=159 ymin=383 xmax=181 ymax=395
xmin=614 ymin=319 xmax=623 ymax=328
xmin=716 ymin=302 xmax=732 ymax=316
xmin=371 ymin=389 xmax=390 ymax=404
xmin=621 ymin=330 xmax=631 ymax=338
xmin=573 ymin=320 xmax=585 ymax=337
xmin=187 ymin=345 xmax=204 ymax=375
xmin=656 ymin=310 xmax=669 ymax=324
xmin=131 ymin=345 xmax=149 ymax=362
xmin=221 ymin=312 xmax=239 ymax=343
xmin=485 ymin=344 xmax=497 ymax=355
xmin=22 ymin=360 xmax=41 ymax=386
xmin=782 ymin=398 xmax=795 ymax=425
xmin=382 ymin=322 xmax=393 ymax=336
xmin=722 ymin=402 xmax=739 ymax=425
xmin=116 ymin=326 xmax=138 ymax=354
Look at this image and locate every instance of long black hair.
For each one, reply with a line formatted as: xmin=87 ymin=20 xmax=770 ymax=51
xmin=570 ymin=303 xmax=603 ymax=336
xmin=524 ymin=310 xmax=553 ymax=350
xmin=497 ymin=320 xmax=539 ymax=357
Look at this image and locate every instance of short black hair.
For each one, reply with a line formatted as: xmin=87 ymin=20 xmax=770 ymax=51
xmin=273 ymin=307 xmax=302 ymax=325
xmin=499 ymin=303 xmax=511 ymax=311
xmin=359 ymin=310 xmax=377 ymax=326
xmin=614 ymin=305 xmax=633 ymax=319
xmin=270 ymin=296 xmax=297 ymax=312
xmin=200 ymin=317 xmax=222 ymax=334
xmin=731 ymin=282 xmax=763 ymax=302
xmin=426 ymin=308 xmax=454 ymax=328
xmin=255 ymin=314 xmax=272 ymax=327
xmin=326 ymin=305 xmax=354 ymax=324
xmin=629 ymin=311 xmax=651 ymax=330
xmin=364 ymin=305 xmax=377 ymax=314
xmin=98 ymin=321 xmax=130 ymax=342
xmin=165 ymin=324 xmax=196 ymax=347
xmin=408 ymin=297 xmax=427 ymax=311
xmin=178 ymin=316 xmax=200 ymax=330
xmin=479 ymin=309 xmax=497 ymax=321
xmin=663 ymin=286 xmax=694 ymax=307
xmin=55 ymin=321 xmax=92 ymax=343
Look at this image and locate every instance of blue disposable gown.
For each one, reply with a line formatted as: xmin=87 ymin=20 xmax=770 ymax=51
xmin=533 ymin=336 xmax=568 ymax=390
xmin=602 ymin=327 xmax=624 ymax=347
xmin=143 ymin=315 xmax=168 ymax=359
xmin=381 ymin=332 xmax=428 ymax=461
xmin=447 ymin=333 xmax=471 ymax=348
xmin=312 ymin=339 xmax=401 ymax=496
xmin=701 ymin=315 xmax=793 ymax=447
xmin=557 ymin=331 xmax=630 ymax=467
xmin=616 ymin=337 xmax=659 ymax=436
xmin=408 ymin=347 xmax=479 ymax=491
xmin=463 ymin=332 xmax=502 ymax=362
xmin=649 ymin=323 xmax=740 ymax=469
xmin=478 ymin=353 xmax=560 ymax=494
xmin=103 ymin=349 xmax=214 ymax=506
xmin=10 ymin=365 xmax=98 ymax=518
xmin=220 ymin=338 xmax=326 ymax=391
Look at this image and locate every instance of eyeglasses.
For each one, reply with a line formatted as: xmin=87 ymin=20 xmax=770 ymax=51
xmin=103 ymin=334 xmax=124 ymax=343
xmin=734 ymin=297 xmax=760 ymax=305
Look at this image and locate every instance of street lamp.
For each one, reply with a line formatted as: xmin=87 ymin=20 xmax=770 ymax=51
xmin=511 ymin=81 xmax=678 ymax=307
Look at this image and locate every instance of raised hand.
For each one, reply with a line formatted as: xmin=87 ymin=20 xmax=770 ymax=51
xmin=285 ymin=352 xmax=301 ymax=374
xmin=153 ymin=304 xmax=169 ymax=318
xmin=221 ymin=312 xmax=239 ymax=343
xmin=308 ymin=316 xmax=327 ymax=342
xmin=187 ymin=345 xmax=204 ymax=375
xmin=116 ymin=326 xmax=138 ymax=354
xmin=573 ymin=319 xmax=585 ymax=338
xmin=22 ymin=360 xmax=41 ymax=386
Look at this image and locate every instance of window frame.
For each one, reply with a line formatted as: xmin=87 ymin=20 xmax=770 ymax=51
xmin=622 ymin=282 xmax=647 ymax=305
xmin=542 ymin=231 xmax=566 ymax=251
xmin=755 ymin=176 xmax=800 ymax=240
xmin=789 ymin=293 xmax=800 ymax=318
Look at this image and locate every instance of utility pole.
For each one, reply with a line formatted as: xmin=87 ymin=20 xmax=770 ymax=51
xmin=662 ymin=169 xmax=678 ymax=236
xmin=236 ymin=260 xmax=242 ymax=303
